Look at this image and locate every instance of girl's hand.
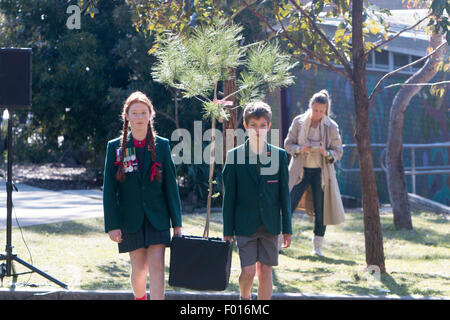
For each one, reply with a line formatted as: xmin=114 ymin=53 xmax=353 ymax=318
xmin=173 ymin=226 xmax=182 ymax=238
xmin=223 ymin=236 xmax=233 ymax=243
xmin=108 ymin=229 xmax=122 ymax=243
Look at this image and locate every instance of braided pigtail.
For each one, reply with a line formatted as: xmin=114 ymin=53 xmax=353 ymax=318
xmin=147 ymin=121 xmax=162 ymax=182
xmin=116 ymin=119 xmax=129 ymax=182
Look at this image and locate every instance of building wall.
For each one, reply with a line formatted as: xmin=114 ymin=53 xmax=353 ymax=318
xmin=281 ymin=66 xmax=449 ymax=205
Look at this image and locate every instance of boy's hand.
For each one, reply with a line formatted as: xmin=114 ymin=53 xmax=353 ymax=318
xmin=173 ymin=226 xmax=182 ymax=237
xmin=224 ymin=236 xmax=233 ymax=243
xmin=282 ymin=234 xmax=292 ymax=248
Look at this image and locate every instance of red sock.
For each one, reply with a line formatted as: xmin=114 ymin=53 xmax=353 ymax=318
xmin=135 ymin=294 xmax=147 ymax=300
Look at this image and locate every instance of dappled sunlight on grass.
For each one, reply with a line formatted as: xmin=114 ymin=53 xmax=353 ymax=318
xmin=0 ymin=210 xmax=448 ymax=297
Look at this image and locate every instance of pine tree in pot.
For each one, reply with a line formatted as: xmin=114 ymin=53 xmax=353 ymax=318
xmin=152 ymin=17 xmax=297 ymax=237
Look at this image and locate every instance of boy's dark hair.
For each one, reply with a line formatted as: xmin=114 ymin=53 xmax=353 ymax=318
xmin=243 ymin=101 xmax=272 ymax=125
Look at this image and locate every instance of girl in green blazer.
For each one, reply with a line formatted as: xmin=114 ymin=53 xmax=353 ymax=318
xmin=103 ymin=91 xmax=182 ymax=300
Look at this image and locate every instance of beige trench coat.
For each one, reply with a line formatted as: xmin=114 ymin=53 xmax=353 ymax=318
xmin=284 ymin=112 xmax=345 ymax=225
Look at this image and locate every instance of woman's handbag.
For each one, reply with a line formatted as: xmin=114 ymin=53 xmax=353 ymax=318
xmin=168 ymin=209 xmax=233 ymax=291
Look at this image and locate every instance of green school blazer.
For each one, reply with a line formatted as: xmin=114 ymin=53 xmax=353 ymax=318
xmin=103 ymin=134 xmax=182 ymax=234
xmin=222 ymin=139 xmax=292 ymax=237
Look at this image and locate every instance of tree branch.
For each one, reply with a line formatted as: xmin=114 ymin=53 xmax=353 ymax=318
xmin=382 ymin=80 xmax=450 ymax=90
xmin=242 ymin=0 xmax=354 ymax=84
xmin=221 ymin=84 xmax=250 ymax=102
xmin=155 ymin=109 xmax=176 ymax=124
xmin=368 ymin=40 xmax=447 ymax=102
xmin=364 ymin=12 xmax=433 ymax=59
xmin=287 ymin=0 xmax=353 ymax=76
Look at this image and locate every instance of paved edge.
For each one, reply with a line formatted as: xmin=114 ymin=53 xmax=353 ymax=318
xmin=0 ymin=289 xmax=447 ymax=300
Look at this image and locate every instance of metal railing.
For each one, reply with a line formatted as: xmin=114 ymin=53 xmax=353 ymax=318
xmin=336 ymin=142 xmax=450 ymax=194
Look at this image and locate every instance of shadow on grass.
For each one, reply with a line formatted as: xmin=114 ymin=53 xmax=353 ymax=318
xmin=379 ymin=272 xmax=444 ymax=297
xmin=97 ymin=262 xmax=129 ymax=278
xmin=302 ymin=255 xmax=358 ymax=266
xmin=26 ymin=219 xmax=103 ymax=235
xmin=384 ymin=272 xmax=447 ymax=297
xmin=334 ymin=271 xmax=447 ymax=297
xmin=380 ymin=273 xmax=410 ymax=296
xmin=281 ymin=249 xmax=358 ymax=266
xmin=272 ymin=269 xmax=302 ymax=293
xmin=80 ymin=261 xmax=129 ymax=290
xmin=341 ymin=213 xmax=448 ymax=247
xmin=382 ymin=225 xmax=446 ymax=246
xmin=334 ymin=283 xmax=385 ymax=296
xmin=289 ymin=266 xmax=336 ymax=283
xmin=411 ymin=211 xmax=449 ymax=225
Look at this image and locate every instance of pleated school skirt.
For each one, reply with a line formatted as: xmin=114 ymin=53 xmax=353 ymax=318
xmin=118 ymin=217 xmax=171 ymax=253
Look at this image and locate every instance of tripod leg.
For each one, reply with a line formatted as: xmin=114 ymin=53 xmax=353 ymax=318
xmin=11 ymin=261 xmax=17 ymax=289
xmin=2 ymin=110 xmax=67 ymax=290
xmin=12 ymin=255 xmax=68 ymax=289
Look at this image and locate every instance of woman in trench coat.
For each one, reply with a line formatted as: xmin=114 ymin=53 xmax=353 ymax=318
xmin=284 ymin=89 xmax=345 ymax=256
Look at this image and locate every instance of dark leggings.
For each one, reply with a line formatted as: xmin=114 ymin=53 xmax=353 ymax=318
xmin=290 ymin=167 xmax=326 ymax=237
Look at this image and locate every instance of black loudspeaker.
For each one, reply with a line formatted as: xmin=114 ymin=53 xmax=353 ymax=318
xmin=0 ymin=48 xmax=32 ymax=108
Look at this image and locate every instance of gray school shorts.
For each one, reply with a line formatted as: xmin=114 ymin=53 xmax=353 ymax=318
xmin=236 ymin=225 xmax=279 ymax=267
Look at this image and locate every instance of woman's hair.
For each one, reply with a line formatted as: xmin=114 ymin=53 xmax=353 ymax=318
xmin=116 ymin=91 xmax=161 ymax=182
xmin=308 ymin=89 xmax=331 ymax=116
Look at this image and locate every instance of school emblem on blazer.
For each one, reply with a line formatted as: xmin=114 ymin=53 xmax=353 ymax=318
xmin=115 ymin=147 xmax=138 ymax=173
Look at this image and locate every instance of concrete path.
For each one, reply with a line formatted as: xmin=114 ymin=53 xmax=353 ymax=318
xmin=0 ymin=288 xmax=445 ymax=300
xmin=0 ymin=182 xmax=103 ymax=230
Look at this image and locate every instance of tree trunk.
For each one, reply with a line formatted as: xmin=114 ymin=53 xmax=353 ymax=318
xmin=387 ymin=33 xmax=446 ymax=230
xmin=174 ymin=89 xmax=179 ymax=129
xmin=222 ymin=68 xmax=238 ymax=166
xmin=352 ymin=0 xmax=386 ymax=273
xmin=204 ymin=116 xmax=216 ymax=239
xmin=173 ymin=89 xmax=180 ymax=129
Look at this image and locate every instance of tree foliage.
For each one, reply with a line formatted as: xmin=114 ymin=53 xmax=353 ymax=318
xmin=151 ymin=17 xmax=297 ymax=119
xmin=0 ymin=0 xmax=205 ymax=165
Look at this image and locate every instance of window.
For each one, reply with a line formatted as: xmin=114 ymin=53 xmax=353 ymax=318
xmin=374 ymin=50 xmax=389 ymax=70
xmin=339 ymin=49 xmax=425 ymax=75
xmin=393 ymin=52 xmax=409 ymax=69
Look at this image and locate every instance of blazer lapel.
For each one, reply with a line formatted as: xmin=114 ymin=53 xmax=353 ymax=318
xmin=142 ymin=144 xmax=151 ymax=180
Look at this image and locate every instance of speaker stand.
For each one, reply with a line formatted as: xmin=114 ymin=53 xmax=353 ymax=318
xmin=0 ymin=108 xmax=67 ymax=289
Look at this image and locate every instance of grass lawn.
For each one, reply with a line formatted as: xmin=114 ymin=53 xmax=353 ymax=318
xmin=0 ymin=209 xmax=448 ymax=297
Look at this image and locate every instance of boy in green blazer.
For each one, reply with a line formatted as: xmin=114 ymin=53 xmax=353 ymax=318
xmin=222 ymin=101 xmax=292 ymax=300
